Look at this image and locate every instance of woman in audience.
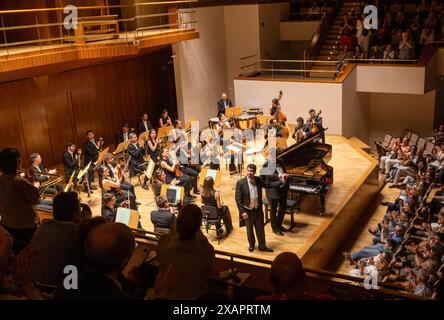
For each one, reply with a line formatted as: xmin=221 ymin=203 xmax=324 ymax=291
xmin=399 ymin=32 xmax=415 ymax=60
xmin=201 ymin=176 xmax=233 ymax=236
xmin=383 ymin=44 xmax=396 ymax=60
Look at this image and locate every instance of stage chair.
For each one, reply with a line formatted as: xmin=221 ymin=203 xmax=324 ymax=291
xmin=403 ymin=129 xmax=412 ymax=139
xmin=416 ymin=137 xmax=426 ymax=151
xmin=154 ymin=226 xmax=170 ymax=238
xmin=201 ymin=205 xmax=225 ymax=244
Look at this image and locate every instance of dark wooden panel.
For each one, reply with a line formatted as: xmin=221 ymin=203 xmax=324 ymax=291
xmin=44 ymin=93 xmax=75 ymax=164
xmin=0 ymin=47 xmax=176 ymax=167
xmin=0 ymin=85 xmax=26 ymax=159
xmin=17 ymin=83 xmax=53 ymax=166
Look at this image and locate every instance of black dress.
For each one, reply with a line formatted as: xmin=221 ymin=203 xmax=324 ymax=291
xmin=201 ymin=190 xmax=233 ymax=233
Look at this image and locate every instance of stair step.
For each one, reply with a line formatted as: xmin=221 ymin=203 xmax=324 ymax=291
xmin=321 ymin=44 xmax=340 ymax=50
xmin=319 ymin=49 xmax=339 ymax=55
xmin=324 ymin=39 xmax=340 ymax=45
xmin=326 ymin=34 xmax=341 ymax=40
xmin=317 ymin=55 xmax=337 ymax=61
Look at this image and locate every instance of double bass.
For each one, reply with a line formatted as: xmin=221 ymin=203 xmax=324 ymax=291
xmin=271 ymin=90 xmax=289 ymax=139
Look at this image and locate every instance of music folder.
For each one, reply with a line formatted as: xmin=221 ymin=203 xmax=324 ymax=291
xmin=113 ymin=140 xmax=130 ymax=155
xmin=116 ymin=207 xmax=140 ymax=229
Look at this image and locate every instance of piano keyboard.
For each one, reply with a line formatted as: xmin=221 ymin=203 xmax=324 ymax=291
xmin=290 ymin=184 xmax=320 ymax=194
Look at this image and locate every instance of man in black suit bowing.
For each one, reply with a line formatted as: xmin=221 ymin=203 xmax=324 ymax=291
xmin=235 ymin=163 xmax=281 ymax=253
xmin=63 ymin=142 xmax=79 ymax=182
xmin=217 ymin=93 xmax=233 ymax=117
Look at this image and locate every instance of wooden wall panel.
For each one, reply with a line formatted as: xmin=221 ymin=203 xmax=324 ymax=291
xmin=0 ymin=46 xmax=177 ymax=167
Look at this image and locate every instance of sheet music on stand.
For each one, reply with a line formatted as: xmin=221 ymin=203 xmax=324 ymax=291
xmin=94 ymin=147 xmax=110 ymax=166
xmin=138 ymin=131 xmax=150 ymax=146
xmin=113 ymin=140 xmax=130 ymax=155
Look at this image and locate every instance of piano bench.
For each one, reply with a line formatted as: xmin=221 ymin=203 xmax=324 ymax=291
xmin=262 ymin=199 xmax=300 ymax=230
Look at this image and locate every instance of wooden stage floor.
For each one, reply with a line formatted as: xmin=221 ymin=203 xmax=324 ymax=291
xmin=83 ymin=135 xmax=378 ymax=266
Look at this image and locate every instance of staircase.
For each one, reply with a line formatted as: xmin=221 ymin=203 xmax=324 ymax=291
xmin=310 ymin=1 xmax=365 ymax=78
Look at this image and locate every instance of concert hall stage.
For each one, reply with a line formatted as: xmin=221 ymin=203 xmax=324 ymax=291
xmin=84 ymin=135 xmax=380 ymax=270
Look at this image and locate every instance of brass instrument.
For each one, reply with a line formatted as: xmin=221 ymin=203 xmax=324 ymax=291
xmin=19 ymin=169 xmax=63 ymax=197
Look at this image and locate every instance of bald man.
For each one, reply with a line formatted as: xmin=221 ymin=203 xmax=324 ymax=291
xmin=217 ymin=93 xmax=233 ymax=117
xmin=54 ymin=223 xmax=135 ymax=300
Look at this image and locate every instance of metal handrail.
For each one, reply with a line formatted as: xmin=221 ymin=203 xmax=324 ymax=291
xmin=0 ymin=22 xmax=196 ymax=49
xmin=132 ymin=231 xmax=419 ymax=298
xmin=0 ymin=10 xmax=197 ymax=32
xmin=0 ymin=1 xmax=198 ymax=15
xmin=345 ymin=58 xmax=418 ymax=64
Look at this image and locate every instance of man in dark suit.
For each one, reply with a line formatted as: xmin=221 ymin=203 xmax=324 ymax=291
xmin=260 ymin=153 xmax=288 ymax=236
xmin=101 ymin=193 xmax=117 ymax=222
xmin=28 ymin=153 xmax=62 ymax=194
xmin=53 ymin=223 xmax=134 ymax=300
xmin=63 ymin=142 xmax=79 ymax=183
xmin=115 ymin=124 xmax=131 ymax=147
xmin=137 ymin=113 xmax=153 ymax=134
xmin=217 ymin=93 xmax=233 ymax=117
xmin=235 ymin=163 xmax=281 ymax=253
xmin=126 ymin=133 xmax=148 ymax=188
xmin=150 ymin=195 xmax=175 ymax=230
xmin=304 ymin=108 xmax=324 ymax=143
xmin=84 ymin=130 xmax=103 ymax=190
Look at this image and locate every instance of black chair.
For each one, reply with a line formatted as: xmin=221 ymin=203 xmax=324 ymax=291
xmin=128 ymin=157 xmax=148 ymax=188
xmin=154 ymin=226 xmax=170 ymax=238
xmin=263 ymin=198 xmax=299 ymax=231
xmin=201 ymin=205 xmax=224 ymax=244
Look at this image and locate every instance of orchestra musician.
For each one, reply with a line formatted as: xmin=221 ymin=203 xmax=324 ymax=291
xmin=292 ymin=117 xmax=307 ymax=143
xmin=146 ymin=129 xmax=161 ymax=162
xmin=260 ymin=149 xmax=289 ymax=236
xmin=215 ymin=114 xmax=231 ymax=137
xmin=171 ymin=120 xmax=188 ymax=144
xmin=115 ymin=123 xmax=131 ymax=146
xmin=304 ymin=108 xmax=324 ymax=143
xmin=28 ymin=153 xmax=63 ymax=194
xmin=159 ymin=109 xmax=173 ymax=128
xmin=137 ymin=113 xmax=153 ymax=134
xmin=176 ymin=142 xmax=201 ymax=195
xmin=126 ymin=133 xmax=149 ymax=189
xmin=98 ymin=165 xmax=137 ymax=210
xmin=159 ymin=148 xmax=193 ymax=197
xmin=266 ymin=119 xmax=283 ymax=139
xmin=151 ymin=168 xmax=179 ymax=198
xmin=217 ymin=93 xmax=233 ymax=117
xmin=102 ymin=153 xmax=136 ymax=199
xmin=84 ymin=130 xmax=103 ymax=190
xmin=63 ymin=142 xmax=79 ymax=183
xmin=201 ymin=176 xmax=233 ymax=236
xmin=235 ymin=163 xmax=277 ymax=253
xmin=270 ymin=91 xmax=289 ymax=139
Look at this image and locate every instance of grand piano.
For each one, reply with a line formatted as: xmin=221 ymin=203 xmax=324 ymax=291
xmin=278 ymin=129 xmax=333 ymax=215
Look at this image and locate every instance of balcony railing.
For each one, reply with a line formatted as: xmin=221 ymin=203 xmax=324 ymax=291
xmin=0 ymin=1 xmax=198 ymax=54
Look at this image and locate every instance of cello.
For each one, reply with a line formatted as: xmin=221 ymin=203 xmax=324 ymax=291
xmin=271 ymin=90 xmax=289 ymax=139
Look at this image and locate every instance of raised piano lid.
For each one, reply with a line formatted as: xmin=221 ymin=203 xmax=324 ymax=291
xmin=277 ymin=130 xmax=332 ymax=167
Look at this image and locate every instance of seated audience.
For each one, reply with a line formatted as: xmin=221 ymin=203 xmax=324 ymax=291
xmin=156 ymin=204 xmax=214 ymax=299
xmin=54 ymin=223 xmax=135 ymax=300
xmin=30 ymin=192 xmax=80 ymax=286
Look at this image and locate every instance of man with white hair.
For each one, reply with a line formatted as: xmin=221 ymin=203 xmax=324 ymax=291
xmin=217 ymin=93 xmax=232 ymax=117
